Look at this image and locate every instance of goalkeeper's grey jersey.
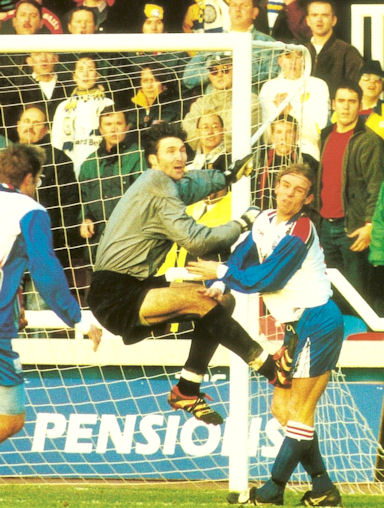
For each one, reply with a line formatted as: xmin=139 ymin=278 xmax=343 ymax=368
xmin=94 ymin=168 xmax=241 ymax=279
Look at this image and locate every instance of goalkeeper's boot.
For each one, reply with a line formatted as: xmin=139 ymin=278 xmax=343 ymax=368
xmin=299 ymin=485 xmax=342 ymax=507
xmin=167 ymin=385 xmax=223 ymax=425
xmin=227 ymin=480 xmax=284 ymax=505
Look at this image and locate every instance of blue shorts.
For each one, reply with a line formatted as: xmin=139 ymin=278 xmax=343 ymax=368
xmin=286 ymin=300 xmax=344 ymax=379
xmin=0 ymin=341 xmax=25 ymax=414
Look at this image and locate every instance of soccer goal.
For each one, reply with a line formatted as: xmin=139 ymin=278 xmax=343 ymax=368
xmin=0 ymin=32 xmax=383 ymax=496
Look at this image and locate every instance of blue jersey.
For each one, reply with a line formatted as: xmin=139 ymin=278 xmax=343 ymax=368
xmin=0 ymin=183 xmax=81 ymax=340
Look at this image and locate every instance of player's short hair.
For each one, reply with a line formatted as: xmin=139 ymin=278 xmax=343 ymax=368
xmin=277 ymin=163 xmax=316 ymax=195
xmin=0 ymin=144 xmax=46 ymax=188
xmin=306 ymin=0 xmax=337 ymax=16
xmin=333 ymin=79 xmax=363 ymax=102
xmin=143 ymin=122 xmax=187 ymax=162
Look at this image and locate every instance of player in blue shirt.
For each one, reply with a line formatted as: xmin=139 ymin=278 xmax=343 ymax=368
xmin=188 ymin=163 xmax=344 ymax=507
xmin=0 ymin=143 xmax=101 ymax=444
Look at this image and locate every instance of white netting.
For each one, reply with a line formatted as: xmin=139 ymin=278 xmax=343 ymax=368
xmin=0 ymin=35 xmax=382 ymax=493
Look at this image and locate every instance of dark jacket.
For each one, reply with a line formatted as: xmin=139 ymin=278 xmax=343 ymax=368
xmin=306 ymin=33 xmax=363 ymax=96
xmin=34 ymin=134 xmax=81 ymax=268
xmin=316 ymin=118 xmax=384 ymax=233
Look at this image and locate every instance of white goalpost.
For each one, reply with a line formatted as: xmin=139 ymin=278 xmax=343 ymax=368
xmin=0 ymin=32 xmax=383 ymax=496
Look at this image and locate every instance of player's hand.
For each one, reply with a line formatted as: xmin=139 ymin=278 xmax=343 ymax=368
xmin=348 ymin=223 xmax=372 ymax=252
xmin=80 ymin=219 xmax=95 ymax=239
xmin=235 ymin=205 xmax=261 ymax=232
xmin=197 ymin=286 xmax=225 ymax=302
xmin=187 ymin=259 xmax=221 ymax=280
xmin=223 ymin=153 xmax=254 ymax=184
xmin=87 ymin=324 xmax=102 ymax=352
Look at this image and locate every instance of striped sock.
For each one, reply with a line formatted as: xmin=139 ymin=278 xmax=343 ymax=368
xmin=271 ymin=421 xmax=315 ymax=484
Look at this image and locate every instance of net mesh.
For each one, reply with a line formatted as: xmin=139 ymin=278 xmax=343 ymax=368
xmin=0 ymin=39 xmax=382 ymax=493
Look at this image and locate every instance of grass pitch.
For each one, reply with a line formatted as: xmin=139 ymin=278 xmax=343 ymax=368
xmin=0 ymin=485 xmax=384 ymax=507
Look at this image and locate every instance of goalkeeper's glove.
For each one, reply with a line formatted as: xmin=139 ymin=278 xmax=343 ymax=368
xmin=223 ymin=152 xmax=254 ymax=184
xmin=234 ymin=206 xmax=261 ymax=232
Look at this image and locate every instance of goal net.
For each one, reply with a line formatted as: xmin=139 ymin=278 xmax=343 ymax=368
xmin=0 ymin=33 xmax=382 ymax=495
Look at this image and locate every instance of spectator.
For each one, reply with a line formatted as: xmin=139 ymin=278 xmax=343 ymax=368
xmin=259 ymin=46 xmax=329 ymax=161
xmin=186 ymin=112 xmax=230 ymax=172
xmin=118 ymin=3 xmax=189 ymax=84
xmin=16 ymin=106 xmax=82 ymax=312
xmin=183 ymin=0 xmax=279 ymax=93
xmin=269 ymin=0 xmax=311 ymax=42
xmin=0 ymin=1 xmax=48 ymax=77
xmin=305 ymin=0 xmax=363 ymax=96
xmin=126 ymin=62 xmax=183 ymax=134
xmin=51 ymin=55 xmax=114 ymax=176
xmin=65 ymin=4 xmax=96 ymax=33
xmin=182 ymin=53 xmax=262 ymax=151
xmin=9 ymin=52 xmax=70 ymax=134
xmin=0 ymin=0 xmax=44 ymax=34
xmin=315 ymin=80 xmax=384 ymax=310
xmin=79 ymin=107 xmax=145 ymax=265
xmin=252 ymin=114 xmax=300 ymax=209
xmin=141 ymin=2 xmax=164 ymax=33
xmin=358 ymin=60 xmax=384 ymax=139
xmin=0 ymin=0 xmax=62 ymax=33
xmin=70 ymin=0 xmax=117 ymax=33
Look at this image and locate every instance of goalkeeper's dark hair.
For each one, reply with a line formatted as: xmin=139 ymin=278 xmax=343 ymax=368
xmin=143 ymin=122 xmax=187 ymax=163
xmin=277 ymin=163 xmax=316 ymax=195
xmin=0 ymin=143 xmax=46 ymax=188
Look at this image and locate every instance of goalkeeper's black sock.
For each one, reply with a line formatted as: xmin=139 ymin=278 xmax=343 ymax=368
xmin=193 ymin=304 xmax=274 ymax=380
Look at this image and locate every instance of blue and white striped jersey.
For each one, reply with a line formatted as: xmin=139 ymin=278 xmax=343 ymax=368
xmin=0 ymin=183 xmax=81 ymax=339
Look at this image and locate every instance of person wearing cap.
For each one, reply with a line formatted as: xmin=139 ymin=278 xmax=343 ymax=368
xmin=117 ymin=3 xmax=189 ymax=83
xmin=142 ymin=2 xmax=164 ymax=33
xmin=182 ymin=0 xmax=279 ymax=94
xmin=182 ymin=53 xmax=262 ymax=151
xmin=358 ymin=60 xmax=384 ymax=137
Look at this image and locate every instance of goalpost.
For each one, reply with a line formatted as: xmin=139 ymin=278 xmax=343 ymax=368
xmin=0 ymin=32 xmax=383 ymax=495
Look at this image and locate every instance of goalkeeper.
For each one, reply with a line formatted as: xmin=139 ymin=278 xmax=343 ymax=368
xmin=87 ymin=122 xmax=291 ymax=426
xmin=0 ymin=144 xmax=102 ymax=445
xmin=188 ymin=164 xmax=344 ymax=507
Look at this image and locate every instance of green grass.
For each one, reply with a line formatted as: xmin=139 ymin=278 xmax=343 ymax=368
xmin=0 ymin=485 xmax=383 ymax=507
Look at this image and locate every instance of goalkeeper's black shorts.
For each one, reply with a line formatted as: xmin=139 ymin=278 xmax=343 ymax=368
xmin=87 ymin=270 xmax=170 ymax=344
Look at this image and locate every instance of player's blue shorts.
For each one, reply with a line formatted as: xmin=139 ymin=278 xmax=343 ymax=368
xmin=285 ymin=300 xmax=344 ymax=379
xmin=0 ymin=341 xmax=25 ymax=413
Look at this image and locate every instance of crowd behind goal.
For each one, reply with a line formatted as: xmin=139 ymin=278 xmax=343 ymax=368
xmin=0 ymin=0 xmax=384 ymax=337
